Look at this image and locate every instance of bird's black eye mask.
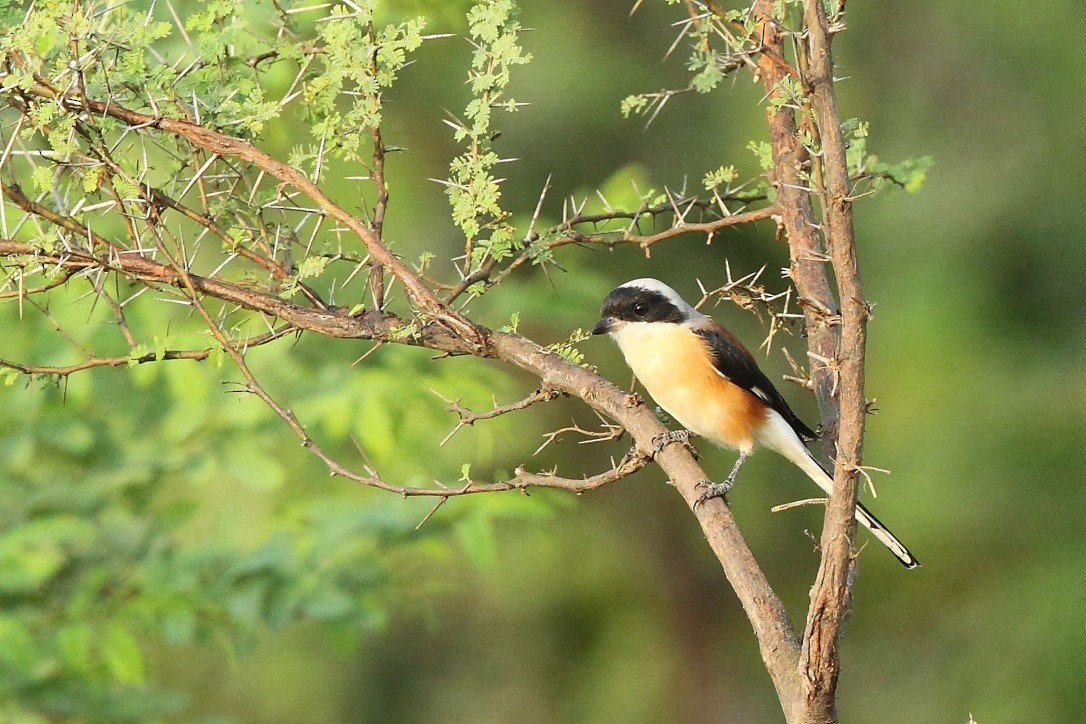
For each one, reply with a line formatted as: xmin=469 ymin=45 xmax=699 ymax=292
xmin=600 ymin=287 xmax=685 ymax=324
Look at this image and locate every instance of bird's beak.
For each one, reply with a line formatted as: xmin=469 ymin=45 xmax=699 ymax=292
xmin=591 ymin=317 xmax=619 ymax=336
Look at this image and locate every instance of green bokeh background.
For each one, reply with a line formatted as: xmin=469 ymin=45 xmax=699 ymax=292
xmin=3 ymin=1 xmax=1084 ymax=722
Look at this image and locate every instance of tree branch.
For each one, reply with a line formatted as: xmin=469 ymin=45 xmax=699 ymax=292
xmin=436 ymin=387 xmax=563 ymax=446
xmin=444 ymin=194 xmax=776 ymax=302
xmin=746 ymin=5 xmax=843 ymax=448
xmin=738 ymin=2 xmax=871 ymax=721
xmin=13 ymin=67 xmax=472 ymax=339
xmin=796 ymin=1 xmax=869 ymax=717
xmin=0 ymin=325 xmax=293 ymax=378
xmin=0 ymin=242 xmax=803 ymax=691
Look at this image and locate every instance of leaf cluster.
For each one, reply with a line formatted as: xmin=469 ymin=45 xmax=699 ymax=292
xmin=0 ymin=382 xmax=447 ymax=720
xmin=445 ymin=0 xmax=531 ymax=277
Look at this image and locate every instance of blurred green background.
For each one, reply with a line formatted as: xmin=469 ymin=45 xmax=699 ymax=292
xmin=2 ymin=1 xmax=1084 ymax=722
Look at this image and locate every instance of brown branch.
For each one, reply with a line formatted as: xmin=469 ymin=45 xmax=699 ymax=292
xmin=560 ymin=191 xmax=767 ymax=227
xmin=329 ymin=449 xmax=650 ymax=498
xmin=87 ymin=275 xmax=138 ymax=348
xmin=139 ymin=182 xmax=328 ymax=309
xmin=165 ymin=238 xmax=646 ymax=500
xmin=694 ymin=262 xmax=799 ymax=355
xmin=703 ymin=0 xmax=801 ymax=79
xmin=444 ymin=195 xmax=774 ymax=301
xmin=367 ymin=22 xmax=388 ymax=312
xmin=0 ymin=327 xmax=291 ymax=377
xmin=436 ymin=387 xmax=563 ymax=446
xmin=481 ymin=204 xmax=779 ymax=294
xmin=748 ymin=4 xmax=842 ymax=451
xmin=577 ymin=204 xmax=780 ymax=252
xmin=754 ymin=1 xmax=846 ymax=718
xmin=796 ymin=0 xmax=869 ymax=718
xmin=740 ymin=1 xmax=872 ymax=721
xmin=534 ymin=418 xmax=624 ymax=456
xmin=14 ymin=69 xmax=477 ymax=343
xmin=0 ymin=263 xmax=802 ymax=699
xmin=1 ymin=180 xmax=121 ymax=254
xmin=0 ymin=238 xmax=430 ymax=348
xmin=0 ymin=268 xmax=75 ymax=299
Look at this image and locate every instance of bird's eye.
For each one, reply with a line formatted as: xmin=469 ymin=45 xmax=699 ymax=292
xmin=633 ymin=302 xmax=649 ymax=317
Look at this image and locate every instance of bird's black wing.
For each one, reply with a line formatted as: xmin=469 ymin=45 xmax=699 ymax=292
xmin=690 ymin=321 xmax=818 ymax=441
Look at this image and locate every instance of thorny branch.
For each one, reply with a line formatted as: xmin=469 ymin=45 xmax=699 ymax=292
xmin=694 ymin=260 xmax=803 ymax=356
xmin=701 ymin=0 xmax=868 ymax=720
xmin=795 ymin=1 xmax=870 ymax=719
xmin=435 ymin=387 xmax=564 ymax=446
xmin=0 ymin=325 xmax=290 ymax=378
xmin=443 ymin=187 xmax=776 ymax=302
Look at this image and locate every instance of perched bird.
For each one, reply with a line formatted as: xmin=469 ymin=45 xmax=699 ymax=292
xmin=592 ymin=278 xmax=918 ymax=568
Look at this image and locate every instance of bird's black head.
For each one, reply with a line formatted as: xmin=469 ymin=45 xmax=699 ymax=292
xmin=591 ymin=278 xmax=694 ymax=335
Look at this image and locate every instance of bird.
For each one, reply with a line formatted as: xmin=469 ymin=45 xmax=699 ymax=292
xmin=591 ymin=277 xmax=918 ymax=569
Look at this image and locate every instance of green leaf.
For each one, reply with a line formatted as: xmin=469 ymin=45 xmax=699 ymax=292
xmin=297 ymin=255 xmax=328 ymax=280
xmin=703 ymin=164 xmax=739 ymax=190
xmin=30 ymin=165 xmax=54 ymax=193
xmin=748 ymin=140 xmax=775 ymax=170
xmin=620 ymin=94 xmax=650 ymax=118
xmin=498 ymin=311 xmax=520 ymax=333
xmin=128 ymin=344 xmax=150 ymax=367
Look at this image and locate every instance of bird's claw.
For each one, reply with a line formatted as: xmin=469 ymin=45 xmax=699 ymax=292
xmin=651 ymin=429 xmax=688 ymax=454
xmin=650 ymin=429 xmax=698 ymax=458
xmin=693 ymin=479 xmax=733 ymax=510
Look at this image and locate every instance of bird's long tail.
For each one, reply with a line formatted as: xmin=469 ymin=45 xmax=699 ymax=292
xmin=758 ymin=411 xmax=919 ymax=569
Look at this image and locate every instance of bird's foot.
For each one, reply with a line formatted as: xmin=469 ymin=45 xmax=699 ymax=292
xmin=693 ymin=479 xmax=733 ymax=510
xmin=651 ymin=428 xmax=688 ymax=452
xmin=651 ymin=429 xmax=698 ymax=459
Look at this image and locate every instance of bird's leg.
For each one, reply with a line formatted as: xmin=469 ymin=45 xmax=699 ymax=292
xmin=694 ymin=451 xmax=749 ymax=509
xmin=651 ymin=429 xmax=699 ymax=459
xmin=723 ymin=451 xmax=748 ymax=488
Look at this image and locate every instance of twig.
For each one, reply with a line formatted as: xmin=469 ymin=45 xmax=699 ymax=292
xmin=367 ymin=22 xmax=388 ymax=312
xmin=771 ymin=497 xmax=827 ymax=513
xmin=435 ymin=387 xmax=562 ymax=446
xmin=487 ymin=204 xmax=779 ymax=291
xmin=0 ymin=325 xmax=293 ymax=378
xmin=533 ymin=418 xmax=625 ymax=456
xmin=0 ymin=268 xmax=74 ymax=299
xmin=139 ymin=182 xmax=328 ymax=309
xmin=444 ymin=196 xmax=773 ymax=301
